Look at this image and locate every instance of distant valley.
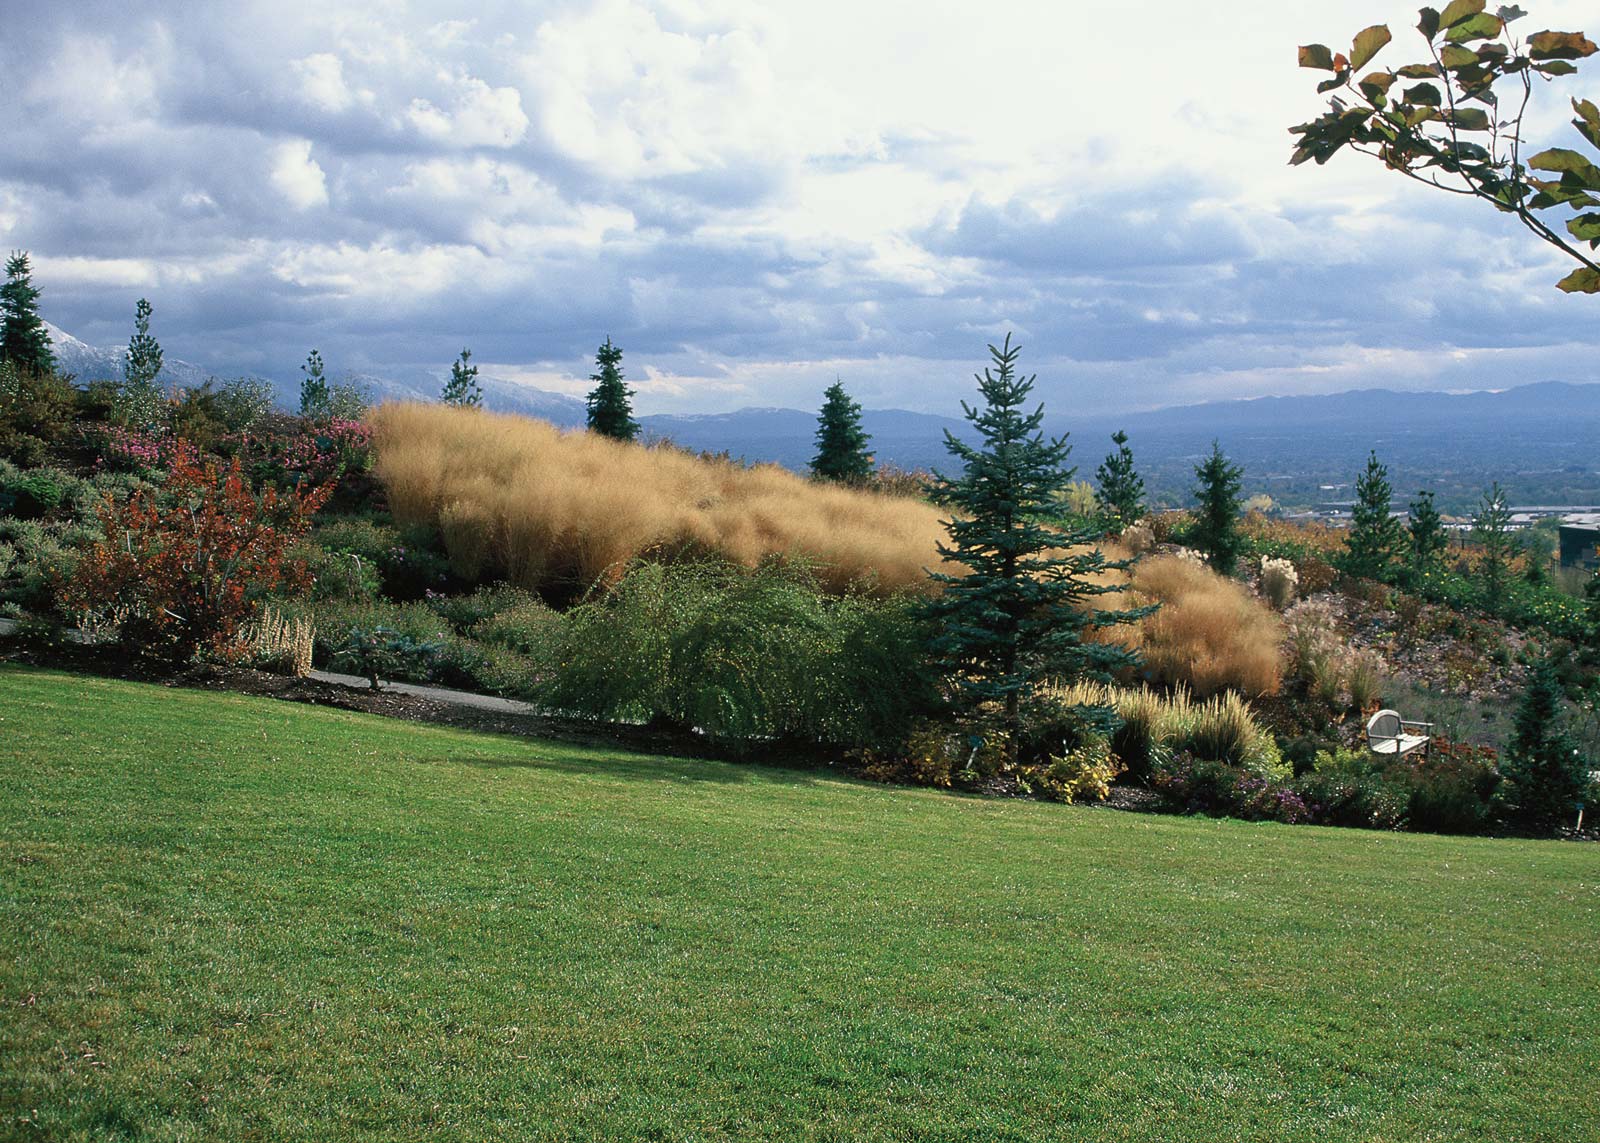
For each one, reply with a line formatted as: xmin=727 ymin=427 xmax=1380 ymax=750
xmin=45 ymin=323 xmax=1599 ymax=515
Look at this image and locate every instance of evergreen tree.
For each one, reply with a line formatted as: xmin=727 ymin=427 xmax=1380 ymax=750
xmin=1341 ymin=451 xmax=1405 ymax=581
xmin=441 ymin=347 xmax=482 ymax=408
xmin=300 ymin=349 xmax=330 ymax=420
xmin=1092 ymin=429 xmax=1145 ymax=534
xmin=585 ymin=337 xmax=638 ymax=441
xmin=0 ymin=251 xmax=53 ymax=376
xmin=924 ymin=335 xmax=1149 ymax=753
xmin=1498 ymin=657 xmax=1589 ymax=831
xmin=1473 ymin=482 xmax=1514 ymax=612
xmin=1406 ymin=489 xmax=1447 ymax=581
xmin=118 ymin=297 xmax=165 ymax=430
xmin=1522 ymin=541 xmax=1551 ymax=587
xmin=1190 ymin=441 xmax=1245 ymax=575
xmin=810 ymin=379 xmax=873 ymax=482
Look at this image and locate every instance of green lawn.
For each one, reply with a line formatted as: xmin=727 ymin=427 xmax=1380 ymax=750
xmin=1 ymin=666 xmax=1596 ymax=1142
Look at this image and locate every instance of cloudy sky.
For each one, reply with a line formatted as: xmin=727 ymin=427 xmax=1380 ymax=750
xmin=3 ymin=0 xmax=1597 ymax=415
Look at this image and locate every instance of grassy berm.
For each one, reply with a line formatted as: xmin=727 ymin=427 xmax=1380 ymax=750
xmin=1 ymin=666 xmax=1596 ymax=1141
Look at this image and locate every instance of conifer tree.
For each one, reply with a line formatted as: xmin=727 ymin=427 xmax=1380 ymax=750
xmin=925 ymin=335 xmax=1148 ymax=752
xmin=118 ymin=298 xmax=165 ymax=430
xmin=810 ymin=379 xmax=872 ymax=482
xmin=1341 ymin=451 xmax=1405 ymax=581
xmin=300 ymin=349 xmax=330 ymax=420
xmin=1473 ymin=482 xmax=1514 ymax=612
xmin=0 ymin=251 xmax=53 ymax=376
xmin=1406 ymin=489 xmax=1447 ymax=581
xmin=441 ymin=347 xmax=482 ymax=408
xmin=585 ymin=337 xmax=638 ymax=441
xmin=1497 ymin=657 xmax=1589 ymax=831
xmin=1093 ymin=429 xmax=1145 ymax=534
xmin=1190 ymin=441 xmax=1245 ymax=575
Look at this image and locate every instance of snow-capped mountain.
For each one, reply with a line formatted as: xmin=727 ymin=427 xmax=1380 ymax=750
xmin=38 ymin=321 xmax=588 ymax=425
xmin=43 ymin=321 xmax=212 ymax=389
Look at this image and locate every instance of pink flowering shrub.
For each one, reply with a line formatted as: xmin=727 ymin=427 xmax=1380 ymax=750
xmin=281 ymin=418 xmax=372 ymax=484
xmin=89 ymin=426 xmax=199 ymax=475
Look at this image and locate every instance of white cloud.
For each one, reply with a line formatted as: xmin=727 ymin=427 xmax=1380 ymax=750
xmin=270 ymin=139 xmax=329 ymax=210
xmin=407 ymin=77 xmax=528 ymax=148
xmin=291 ymin=52 xmax=354 ymax=113
xmin=28 ymin=31 xmax=166 ymax=129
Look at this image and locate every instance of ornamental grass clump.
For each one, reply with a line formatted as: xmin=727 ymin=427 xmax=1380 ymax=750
xmin=1259 ymin=555 xmax=1299 ymax=611
xmin=1118 ymin=554 xmax=1285 ymax=697
xmin=1043 ymin=680 xmax=1282 ymax=781
xmin=369 ymin=402 xmax=952 ymax=598
xmin=240 ymin=605 xmax=315 ymax=676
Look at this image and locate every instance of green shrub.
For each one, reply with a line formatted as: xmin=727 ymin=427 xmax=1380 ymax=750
xmin=1406 ymin=741 xmax=1499 ymax=834
xmin=1292 ymin=770 xmax=1409 ymax=830
xmin=1496 ymin=659 xmax=1592 ymax=831
xmin=0 ymin=467 xmax=69 ymax=521
xmin=859 ymin=723 xmax=1006 ymax=788
xmin=472 ymin=597 xmax=563 ymax=659
xmin=327 ymin=626 xmax=443 ymax=690
xmin=212 ymin=377 xmax=276 ymax=433
xmin=1312 ymin=746 xmax=1375 ymax=777
xmin=298 ymin=543 xmax=383 ymax=603
xmin=0 ymin=519 xmax=78 ymax=610
xmin=539 ymin=558 xmax=937 ymax=749
xmin=427 ymin=583 xmax=541 ymax=633
xmin=303 ymin=600 xmax=444 ymax=671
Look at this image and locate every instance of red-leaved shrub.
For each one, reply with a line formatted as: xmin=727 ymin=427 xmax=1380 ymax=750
xmin=59 ymin=455 xmax=334 ymax=660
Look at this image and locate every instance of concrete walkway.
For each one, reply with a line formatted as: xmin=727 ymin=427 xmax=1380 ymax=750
xmin=308 ymin=670 xmax=538 ymax=714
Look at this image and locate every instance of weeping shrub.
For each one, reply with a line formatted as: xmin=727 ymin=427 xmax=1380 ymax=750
xmin=537 ymin=557 xmax=938 ymax=748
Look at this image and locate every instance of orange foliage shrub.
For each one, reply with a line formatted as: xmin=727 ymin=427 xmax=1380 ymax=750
xmin=1116 ymin=554 xmax=1285 ymax=697
xmin=368 ymin=403 xmax=956 ymax=596
xmin=1242 ymin=511 xmax=1344 ymax=555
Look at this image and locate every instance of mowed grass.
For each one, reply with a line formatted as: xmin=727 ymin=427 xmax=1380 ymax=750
xmin=1 ymin=667 xmax=1596 ymax=1142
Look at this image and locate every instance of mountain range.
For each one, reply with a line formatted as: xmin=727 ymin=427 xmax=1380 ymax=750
xmin=42 ymin=322 xmax=1599 ymax=510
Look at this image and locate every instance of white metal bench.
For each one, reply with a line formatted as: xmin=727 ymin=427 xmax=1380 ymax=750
xmin=1366 ymin=709 xmax=1432 ymax=759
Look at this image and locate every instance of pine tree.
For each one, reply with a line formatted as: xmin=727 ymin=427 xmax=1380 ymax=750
xmin=1406 ymin=489 xmax=1447 ymax=581
xmin=1093 ymin=430 xmax=1144 ymax=534
xmin=585 ymin=337 xmax=638 ymax=441
xmin=1341 ymin=451 xmax=1405 ymax=581
xmin=441 ymin=347 xmax=482 ymax=408
xmin=1190 ymin=441 xmax=1245 ymax=575
xmin=0 ymin=251 xmax=54 ymax=376
xmin=118 ymin=298 xmax=165 ymax=430
xmin=1498 ymin=657 xmax=1589 ymax=831
xmin=1473 ymin=482 xmax=1514 ymax=612
xmin=810 ymin=379 xmax=872 ymax=482
xmin=300 ymin=349 xmax=330 ymax=420
xmin=925 ymin=335 xmax=1149 ymax=753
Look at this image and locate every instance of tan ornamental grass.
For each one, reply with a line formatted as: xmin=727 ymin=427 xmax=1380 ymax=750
xmin=241 ymin=605 xmax=315 ymax=677
xmin=368 ymin=402 xmax=956 ymax=596
xmin=1113 ymin=554 xmax=1285 ymax=697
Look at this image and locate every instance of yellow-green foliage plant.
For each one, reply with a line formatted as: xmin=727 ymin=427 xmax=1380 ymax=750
xmin=1025 ymin=736 xmax=1123 ymax=803
xmin=1047 ymin=680 xmax=1285 ymax=780
xmin=369 ymin=403 xmax=954 ymax=596
xmin=1114 ymin=554 xmax=1285 ymax=697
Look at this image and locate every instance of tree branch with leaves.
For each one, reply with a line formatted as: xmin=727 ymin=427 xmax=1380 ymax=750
xmin=1291 ymin=2 xmax=1600 ymax=292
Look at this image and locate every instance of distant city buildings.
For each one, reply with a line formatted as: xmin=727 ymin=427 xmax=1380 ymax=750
xmin=1558 ymin=518 xmax=1600 ymax=570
